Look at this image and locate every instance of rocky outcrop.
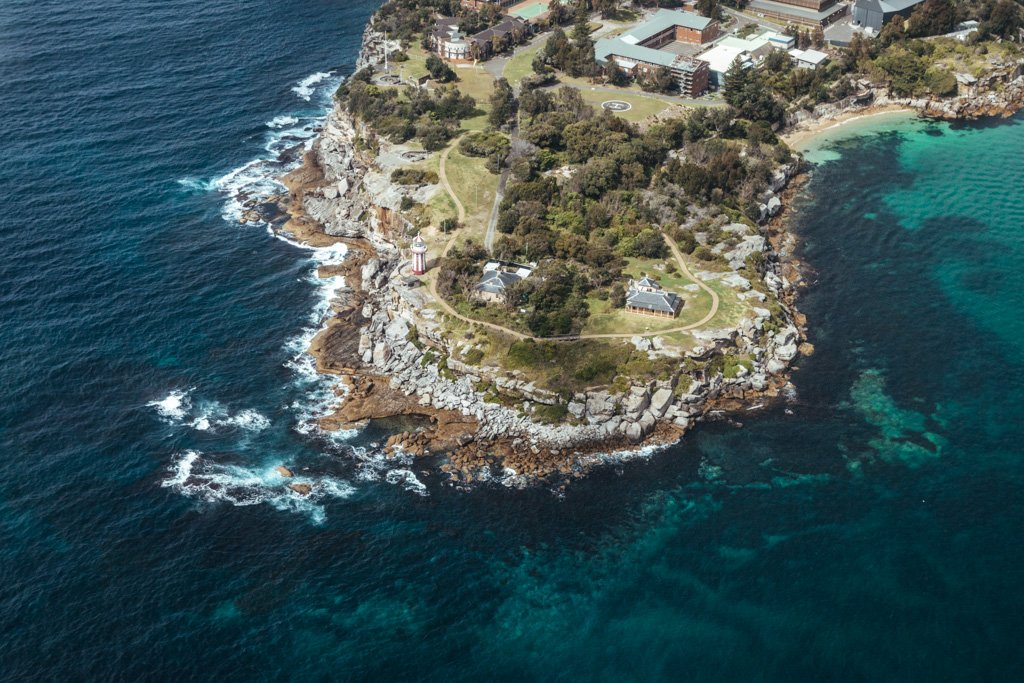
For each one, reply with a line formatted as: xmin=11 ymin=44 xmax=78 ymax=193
xmin=787 ymin=59 xmax=1024 ymax=131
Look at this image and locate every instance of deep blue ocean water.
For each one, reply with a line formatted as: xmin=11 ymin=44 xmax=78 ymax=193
xmin=2 ymin=1 xmax=1024 ymax=679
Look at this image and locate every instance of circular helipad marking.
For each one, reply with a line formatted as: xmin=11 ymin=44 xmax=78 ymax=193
xmin=602 ymin=100 xmax=632 ymax=112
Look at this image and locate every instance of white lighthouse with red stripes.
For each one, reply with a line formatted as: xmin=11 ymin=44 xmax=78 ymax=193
xmin=411 ymin=233 xmax=427 ymax=275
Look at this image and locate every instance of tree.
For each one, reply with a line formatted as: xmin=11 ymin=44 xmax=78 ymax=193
xmin=605 ymin=62 xmax=630 ymax=87
xmin=723 ymin=56 xmax=751 ymax=109
xmin=906 ymin=0 xmax=959 ymax=38
xmin=812 ymin=26 xmax=825 ymax=48
xmin=982 ymin=0 xmax=1023 ymax=39
xmin=426 ymin=54 xmax=456 ymax=83
xmin=696 ymin=0 xmax=721 ymax=20
xmin=488 ymin=78 xmax=518 ymax=130
xmin=640 ymin=66 xmax=676 ymax=94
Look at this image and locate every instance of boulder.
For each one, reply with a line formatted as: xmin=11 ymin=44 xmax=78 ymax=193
xmin=586 ymin=393 xmax=616 ymax=419
xmin=361 ymin=258 xmax=380 ymax=285
xmin=384 ymin=317 xmax=410 ymax=341
xmin=625 ymin=421 xmax=644 ymax=443
xmin=358 ymin=332 xmax=372 ymax=355
xmin=766 ymin=196 xmax=783 ymax=217
xmin=288 ymin=483 xmax=312 ymax=496
xmin=372 ymin=342 xmax=391 ymax=366
xmin=775 ymin=343 xmax=798 ymax=362
xmin=276 ymin=466 xmax=294 ymax=478
xmin=725 ymin=235 xmax=767 ymax=270
xmin=720 ymin=272 xmax=752 ymax=290
xmin=631 ymin=336 xmax=653 ymax=352
xmin=650 ymin=387 xmax=674 ymax=418
xmin=623 ymin=389 xmax=650 ymax=416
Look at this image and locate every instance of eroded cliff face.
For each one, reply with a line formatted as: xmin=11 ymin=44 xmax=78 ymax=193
xmin=279 ymin=29 xmax=810 ymax=484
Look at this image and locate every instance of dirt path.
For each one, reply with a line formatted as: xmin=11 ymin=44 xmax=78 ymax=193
xmin=438 ymin=144 xmax=467 ymax=238
xmin=426 ymin=177 xmax=723 ymax=343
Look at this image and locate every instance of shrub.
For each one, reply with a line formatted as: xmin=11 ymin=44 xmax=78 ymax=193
xmin=533 ymin=402 xmax=569 ymax=423
xmin=390 ymin=168 xmax=439 ymax=185
xmin=458 ymin=131 xmax=511 ymax=159
xmin=463 ymin=348 xmax=485 ymax=365
xmin=693 ymin=245 xmax=717 ymax=261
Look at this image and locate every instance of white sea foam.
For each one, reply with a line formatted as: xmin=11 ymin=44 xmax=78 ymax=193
xmin=268 ymin=115 xmax=300 ymax=128
xmin=162 ymin=450 xmax=356 ymax=524
xmin=385 ymin=469 xmax=428 ymax=496
xmin=148 ymin=392 xmax=270 ymax=433
xmin=292 ymin=71 xmax=333 ymax=101
xmin=148 ymin=389 xmax=193 ymax=422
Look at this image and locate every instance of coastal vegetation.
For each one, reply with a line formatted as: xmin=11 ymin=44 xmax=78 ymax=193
xmin=334 ymin=0 xmax=1024 ymax=410
xmin=337 ymin=70 xmax=478 ymax=149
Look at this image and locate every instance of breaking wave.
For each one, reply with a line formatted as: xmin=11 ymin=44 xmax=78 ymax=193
xmin=148 ymin=390 xmax=270 ymax=434
xmin=162 ymin=450 xmax=355 ymax=524
xmin=292 ymin=71 xmax=333 ymax=101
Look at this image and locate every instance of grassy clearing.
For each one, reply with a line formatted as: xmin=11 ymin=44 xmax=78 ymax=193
xmin=503 ymin=42 xmax=545 ymax=86
xmin=576 ymin=89 xmax=671 ymax=121
xmin=442 ymin=149 xmax=498 ymax=238
xmin=581 ymin=257 xmax=709 ymax=335
xmin=404 ymin=153 xmax=457 ymax=230
xmin=928 ymin=38 xmax=1023 ymax=78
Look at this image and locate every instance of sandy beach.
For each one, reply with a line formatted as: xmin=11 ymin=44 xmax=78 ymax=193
xmin=782 ymin=105 xmax=919 ymax=151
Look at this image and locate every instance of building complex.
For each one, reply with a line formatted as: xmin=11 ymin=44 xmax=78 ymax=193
xmin=595 ymin=9 xmax=718 ymax=97
xmin=747 ymin=0 xmax=848 ymax=27
xmin=429 ymin=15 xmax=528 ymax=61
xmin=625 ymin=277 xmax=682 ymax=319
xmin=851 ymin=0 xmax=927 ymax=32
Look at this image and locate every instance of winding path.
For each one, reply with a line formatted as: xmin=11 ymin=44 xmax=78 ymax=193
xmin=428 ymin=151 xmax=723 ymax=343
xmin=438 ymin=144 xmax=466 ymax=234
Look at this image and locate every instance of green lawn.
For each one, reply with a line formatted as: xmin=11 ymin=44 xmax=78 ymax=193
xmin=402 ymin=153 xmax=456 ymax=231
xmin=575 ymin=89 xmax=671 ymax=122
xmin=443 ymin=149 xmax=498 ymax=238
xmin=579 ymin=255 xmax=754 ymax=337
xmin=503 ymin=42 xmax=545 ymax=87
xmin=389 ymin=45 xmax=496 ymax=130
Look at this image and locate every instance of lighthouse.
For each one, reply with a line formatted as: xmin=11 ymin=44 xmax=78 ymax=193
xmin=411 ymin=233 xmax=428 ymax=275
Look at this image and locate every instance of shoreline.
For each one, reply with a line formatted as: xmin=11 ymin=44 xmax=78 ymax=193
xmin=260 ymin=22 xmax=812 ymax=486
xmin=781 ymin=105 xmax=919 ymax=151
xmin=258 ymin=11 xmax=1023 ymax=488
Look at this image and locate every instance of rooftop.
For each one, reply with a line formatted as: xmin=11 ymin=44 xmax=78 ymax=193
xmin=700 ymin=43 xmax=752 ymax=74
xmin=625 ymin=277 xmax=681 ymax=315
xmin=789 ymin=48 xmax=830 ymax=65
xmin=620 ymin=9 xmax=714 ymax=46
xmin=749 ymin=0 xmax=846 ymax=22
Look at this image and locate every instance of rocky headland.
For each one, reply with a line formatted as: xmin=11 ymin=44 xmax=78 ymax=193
xmin=253 ymin=24 xmax=811 ymax=487
xmin=261 ymin=19 xmax=1024 ymax=487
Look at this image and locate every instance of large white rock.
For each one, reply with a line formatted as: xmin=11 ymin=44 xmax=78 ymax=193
xmin=623 ymin=390 xmax=650 ymax=416
xmin=384 ymin=317 xmax=410 ymax=341
xmin=650 ymin=387 xmax=674 ymax=417
xmin=725 ymin=235 xmax=767 ymax=270
xmin=776 ymin=343 xmax=798 ymax=362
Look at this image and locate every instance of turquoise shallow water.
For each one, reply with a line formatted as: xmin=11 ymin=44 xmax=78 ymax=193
xmin=2 ymin=0 xmax=1024 ymax=678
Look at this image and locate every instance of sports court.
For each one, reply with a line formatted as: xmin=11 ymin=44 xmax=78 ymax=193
xmin=508 ymin=0 xmax=550 ymax=21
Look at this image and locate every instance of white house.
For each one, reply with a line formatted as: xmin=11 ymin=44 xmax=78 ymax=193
xmin=789 ymin=48 xmax=829 ymax=69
